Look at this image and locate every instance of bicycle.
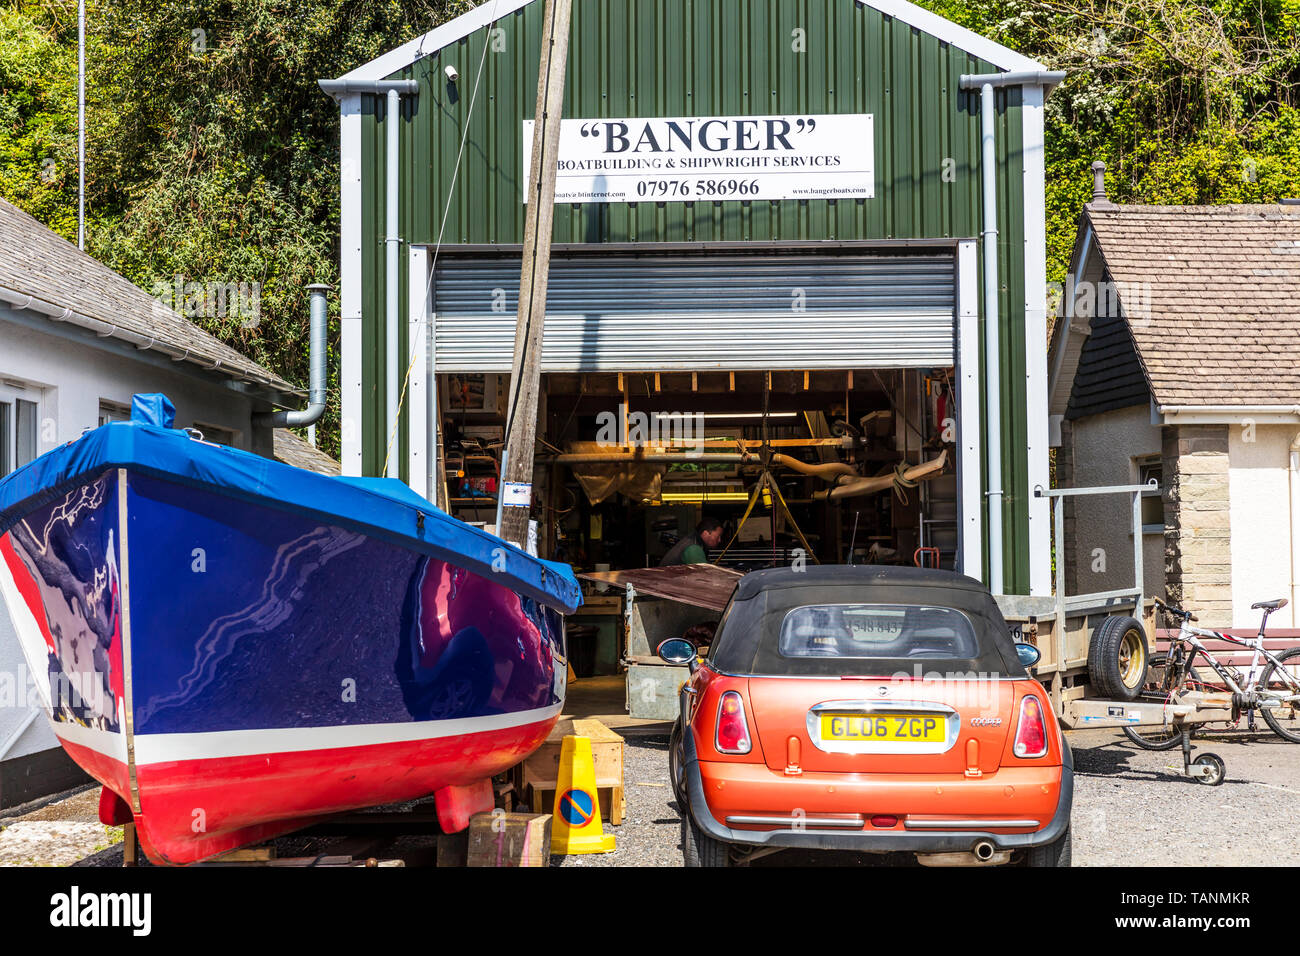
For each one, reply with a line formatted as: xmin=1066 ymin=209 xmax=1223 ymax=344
xmin=1123 ymin=596 xmax=1300 ymax=750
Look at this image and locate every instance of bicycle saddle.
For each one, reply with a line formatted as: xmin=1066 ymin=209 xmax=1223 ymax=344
xmin=1252 ymin=598 xmax=1288 ymax=610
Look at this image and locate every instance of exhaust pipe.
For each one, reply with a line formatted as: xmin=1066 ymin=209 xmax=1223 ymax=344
xmin=256 ymin=284 xmax=331 ymax=428
xmin=915 ymin=840 xmax=1010 ymax=867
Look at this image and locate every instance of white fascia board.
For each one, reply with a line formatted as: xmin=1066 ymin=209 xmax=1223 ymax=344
xmin=339 ymin=94 xmax=365 ymax=476
xmin=1022 ymin=84 xmax=1051 ymax=597
xmin=1160 ymin=407 xmax=1300 ymax=426
xmin=335 ymin=0 xmax=1045 ymax=84
xmin=338 ymin=0 xmax=534 ymax=82
xmin=867 ymin=0 xmax=1045 ymax=72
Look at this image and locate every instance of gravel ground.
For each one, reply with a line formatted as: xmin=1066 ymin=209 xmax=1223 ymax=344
xmin=1069 ymin=727 xmax=1300 ymax=866
xmin=7 ymin=724 xmax=1296 ymax=867
xmin=554 ymin=726 xmax=1300 ymax=867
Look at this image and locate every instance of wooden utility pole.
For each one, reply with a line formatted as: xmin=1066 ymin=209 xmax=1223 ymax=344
xmin=499 ymin=0 xmax=572 ymax=548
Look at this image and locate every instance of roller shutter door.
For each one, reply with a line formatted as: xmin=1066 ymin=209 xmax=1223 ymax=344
xmin=432 ymin=252 xmax=954 ymax=372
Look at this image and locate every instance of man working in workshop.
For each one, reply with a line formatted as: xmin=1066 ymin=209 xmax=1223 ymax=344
xmin=660 ymin=517 xmax=725 ymax=566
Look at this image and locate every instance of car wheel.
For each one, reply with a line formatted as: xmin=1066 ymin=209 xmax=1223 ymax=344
xmin=1024 ymin=827 xmax=1071 ymax=867
xmin=681 ymin=814 xmax=732 ymax=867
xmin=1087 ymin=615 xmax=1148 ymax=701
xmin=668 ymin=719 xmax=686 ymax=808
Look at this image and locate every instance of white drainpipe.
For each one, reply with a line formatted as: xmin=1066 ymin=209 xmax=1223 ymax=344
xmin=959 ymin=70 xmax=1064 ymax=594
xmin=1291 ymin=433 xmax=1300 ymax=625
xmin=318 ymin=78 xmax=418 ymax=477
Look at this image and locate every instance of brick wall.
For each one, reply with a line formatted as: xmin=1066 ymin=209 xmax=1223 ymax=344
xmin=1162 ymin=424 xmax=1233 ymax=626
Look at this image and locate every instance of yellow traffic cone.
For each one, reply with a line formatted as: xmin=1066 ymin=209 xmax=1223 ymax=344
xmin=550 ymin=735 xmax=616 ymax=855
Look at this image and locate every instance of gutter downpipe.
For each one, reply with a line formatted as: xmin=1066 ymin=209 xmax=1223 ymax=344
xmin=959 ymin=69 xmax=1065 ymax=595
xmin=1291 ymin=434 xmax=1300 ymax=625
xmin=318 ymin=78 xmax=419 ymax=477
xmin=255 ymin=284 xmax=332 ymax=428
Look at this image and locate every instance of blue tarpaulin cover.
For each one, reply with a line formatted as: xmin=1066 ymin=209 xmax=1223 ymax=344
xmin=0 ymin=396 xmax=581 ymax=613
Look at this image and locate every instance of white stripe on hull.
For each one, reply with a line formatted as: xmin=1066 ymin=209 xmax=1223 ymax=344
xmin=133 ymin=703 xmax=564 ymax=765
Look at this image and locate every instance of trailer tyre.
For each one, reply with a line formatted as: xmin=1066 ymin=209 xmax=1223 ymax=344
xmin=1088 ymin=615 xmax=1149 ymax=702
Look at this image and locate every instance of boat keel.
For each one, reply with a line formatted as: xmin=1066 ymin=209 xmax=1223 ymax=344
xmin=434 ymin=779 xmax=495 ymax=833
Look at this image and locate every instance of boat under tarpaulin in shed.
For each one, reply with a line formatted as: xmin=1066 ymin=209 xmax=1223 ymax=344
xmin=0 ymin=394 xmax=581 ymax=864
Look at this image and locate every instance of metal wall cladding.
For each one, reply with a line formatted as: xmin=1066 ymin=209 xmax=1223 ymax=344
xmin=355 ymin=0 xmax=1033 ymax=590
xmin=432 ymin=252 xmax=956 ymax=371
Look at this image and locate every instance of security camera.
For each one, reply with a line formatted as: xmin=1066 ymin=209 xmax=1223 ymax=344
xmin=444 ymin=64 xmax=459 ymax=82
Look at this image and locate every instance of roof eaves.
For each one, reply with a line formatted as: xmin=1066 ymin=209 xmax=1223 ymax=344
xmin=334 ymin=0 xmax=1045 ymax=84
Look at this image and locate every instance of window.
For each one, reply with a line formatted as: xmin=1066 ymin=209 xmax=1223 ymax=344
xmin=191 ymin=422 xmax=237 ymax=447
xmin=1136 ymin=457 xmax=1163 ymax=533
xmin=778 ymin=604 xmax=978 ymax=660
xmin=98 ymin=401 xmax=130 ymax=426
xmin=0 ymin=381 xmax=42 ymax=478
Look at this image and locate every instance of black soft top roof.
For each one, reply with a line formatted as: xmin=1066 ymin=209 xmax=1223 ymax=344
xmin=733 ymin=565 xmax=989 ymax=601
xmin=710 ymin=565 xmax=1024 ymax=677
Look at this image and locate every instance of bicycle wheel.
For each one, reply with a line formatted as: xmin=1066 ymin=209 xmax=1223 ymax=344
xmin=1260 ymin=647 xmax=1300 ymax=743
xmin=1123 ymin=653 xmax=1203 ymax=751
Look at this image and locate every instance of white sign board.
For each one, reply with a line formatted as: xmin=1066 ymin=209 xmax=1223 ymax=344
xmin=523 ymin=113 xmax=873 ymax=205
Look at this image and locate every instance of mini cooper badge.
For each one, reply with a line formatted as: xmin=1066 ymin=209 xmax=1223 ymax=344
xmin=970 ymin=717 xmax=1003 ymax=727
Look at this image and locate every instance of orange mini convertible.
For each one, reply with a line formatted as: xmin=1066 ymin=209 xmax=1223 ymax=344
xmin=662 ymin=566 xmax=1072 ymax=867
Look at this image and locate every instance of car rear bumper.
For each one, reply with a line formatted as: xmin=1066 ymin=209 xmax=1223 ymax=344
xmin=681 ymin=732 xmax=1073 ymax=853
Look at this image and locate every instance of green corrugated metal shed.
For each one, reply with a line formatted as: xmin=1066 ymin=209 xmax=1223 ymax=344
xmin=327 ymin=0 xmax=1054 ymax=596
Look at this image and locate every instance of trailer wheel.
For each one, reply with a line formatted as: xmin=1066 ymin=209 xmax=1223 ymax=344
xmin=1087 ymin=615 xmax=1148 ymax=701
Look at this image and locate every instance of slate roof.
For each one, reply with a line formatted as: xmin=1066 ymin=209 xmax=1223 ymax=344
xmin=0 ymin=197 xmax=301 ymax=400
xmin=273 ymin=430 xmax=342 ymax=475
xmin=1085 ymin=202 xmax=1300 ymax=407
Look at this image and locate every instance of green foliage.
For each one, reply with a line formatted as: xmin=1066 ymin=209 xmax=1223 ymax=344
xmin=920 ymin=0 xmax=1300 ymax=290
xmin=1 ymin=0 xmax=471 ymax=456
xmin=3 ymin=0 xmax=1300 ymax=457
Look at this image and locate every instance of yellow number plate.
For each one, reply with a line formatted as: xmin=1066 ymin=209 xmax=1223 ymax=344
xmin=820 ymin=713 xmax=945 ymax=743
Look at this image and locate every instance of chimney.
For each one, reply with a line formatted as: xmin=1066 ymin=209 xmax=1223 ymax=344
xmin=1089 ymin=161 xmax=1114 ymax=207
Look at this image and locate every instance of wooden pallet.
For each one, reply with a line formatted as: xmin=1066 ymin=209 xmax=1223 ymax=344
xmin=516 ymin=718 xmax=625 ymax=825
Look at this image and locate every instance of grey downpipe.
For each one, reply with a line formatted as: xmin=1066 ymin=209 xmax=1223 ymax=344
xmin=255 ymin=284 xmax=331 ymax=428
xmin=317 ymin=79 xmax=419 ymax=98
xmin=958 ymin=69 xmax=1065 ymax=594
xmin=385 ymin=87 xmax=400 ymax=478
xmin=317 ymin=77 xmax=419 ymax=476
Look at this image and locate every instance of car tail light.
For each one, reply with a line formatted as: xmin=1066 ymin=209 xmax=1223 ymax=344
xmin=1013 ymin=695 xmax=1049 ymax=758
xmin=715 ymin=691 xmax=752 ymax=755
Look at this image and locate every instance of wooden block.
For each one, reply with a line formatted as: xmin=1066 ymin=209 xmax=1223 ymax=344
xmin=467 ymin=812 xmax=552 ymax=868
xmin=436 ymin=832 xmax=469 ymax=868
xmin=122 ymin=823 xmax=138 ymax=868
xmin=521 ymin=719 xmax=624 ymax=790
xmin=211 ymin=846 xmax=276 ymax=862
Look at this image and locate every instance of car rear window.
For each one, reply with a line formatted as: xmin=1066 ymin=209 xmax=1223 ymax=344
xmin=706 ymin=584 xmax=1025 ymax=677
xmin=778 ymin=604 xmax=978 ymax=660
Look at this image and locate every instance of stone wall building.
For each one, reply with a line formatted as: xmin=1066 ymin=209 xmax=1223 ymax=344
xmin=1047 ymin=165 xmax=1300 ymax=628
